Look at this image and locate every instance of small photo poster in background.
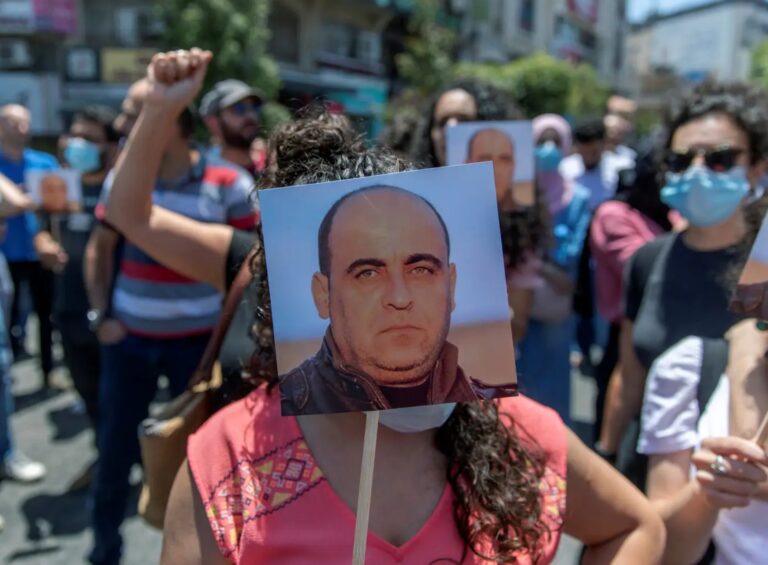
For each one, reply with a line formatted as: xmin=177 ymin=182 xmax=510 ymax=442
xmin=24 ymin=169 xmax=83 ymax=213
xmin=258 ymin=163 xmax=518 ymax=416
xmin=445 ymin=121 xmax=535 ymax=208
xmin=731 ymin=210 xmax=768 ymax=319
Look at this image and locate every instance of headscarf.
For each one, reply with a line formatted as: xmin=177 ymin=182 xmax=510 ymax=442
xmin=533 ymin=114 xmax=573 ymax=216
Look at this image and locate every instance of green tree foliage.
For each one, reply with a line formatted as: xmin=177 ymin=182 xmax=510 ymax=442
xmin=454 ymin=53 xmax=609 ymax=118
xmin=156 ymin=0 xmax=281 ymax=100
xmin=395 ymin=0 xmax=459 ymax=96
xmin=750 ymin=39 xmax=768 ymax=90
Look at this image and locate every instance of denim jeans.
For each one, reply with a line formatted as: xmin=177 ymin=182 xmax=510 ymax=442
xmin=0 ymin=252 xmax=14 ymax=463
xmin=88 ymin=332 xmax=210 ymax=565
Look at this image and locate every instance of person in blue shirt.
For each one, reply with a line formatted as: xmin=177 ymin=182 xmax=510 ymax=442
xmin=516 ymin=114 xmax=592 ymax=425
xmin=0 ymin=172 xmax=46 ymax=487
xmin=0 ymin=104 xmax=65 ymax=388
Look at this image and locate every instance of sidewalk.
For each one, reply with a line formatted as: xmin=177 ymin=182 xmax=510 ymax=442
xmin=0 ymin=356 xmax=162 ymax=564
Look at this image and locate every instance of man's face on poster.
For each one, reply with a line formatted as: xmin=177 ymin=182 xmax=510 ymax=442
xmin=312 ymin=189 xmax=456 ymax=385
xmin=466 ymin=129 xmax=515 ymax=204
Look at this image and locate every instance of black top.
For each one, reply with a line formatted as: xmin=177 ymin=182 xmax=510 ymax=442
xmin=41 ymin=181 xmax=103 ymax=321
xmin=217 ymin=229 xmax=259 ymax=404
xmin=624 ymin=232 xmax=743 ymax=369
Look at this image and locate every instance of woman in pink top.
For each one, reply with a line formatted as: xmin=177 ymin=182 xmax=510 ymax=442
xmin=589 ymin=146 xmax=673 ymax=444
xmin=154 ymin=51 xmax=664 ymax=564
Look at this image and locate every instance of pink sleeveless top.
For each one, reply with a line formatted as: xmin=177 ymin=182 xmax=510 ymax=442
xmin=188 ymin=387 xmax=567 ymax=564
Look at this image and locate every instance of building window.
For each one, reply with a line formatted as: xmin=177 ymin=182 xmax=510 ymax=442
xmin=520 ymin=0 xmax=535 ymax=32
xmin=268 ymin=3 xmax=300 ymax=63
xmin=322 ymin=21 xmax=356 ymax=58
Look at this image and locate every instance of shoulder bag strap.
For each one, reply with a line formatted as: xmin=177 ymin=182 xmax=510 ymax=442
xmin=188 ymin=245 xmax=259 ymax=388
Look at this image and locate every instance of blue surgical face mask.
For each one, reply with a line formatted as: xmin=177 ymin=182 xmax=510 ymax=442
xmin=64 ymin=137 xmax=101 ymax=173
xmin=660 ymin=165 xmax=750 ymax=227
xmin=535 ymin=141 xmax=562 ymax=173
xmin=378 ymin=403 xmax=456 ymax=433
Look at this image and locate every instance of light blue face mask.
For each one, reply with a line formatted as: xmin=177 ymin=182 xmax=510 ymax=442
xmin=660 ymin=165 xmax=750 ymax=227
xmin=64 ymin=137 xmax=101 ymax=173
xmin=534 ymin=141 xmax=562 ymax=173
xmin=378 ymin=403 xmax=457 ymax=433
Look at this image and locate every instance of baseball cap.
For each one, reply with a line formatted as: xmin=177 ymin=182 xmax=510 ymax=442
xmin=199 ymin=80 xmax=264 ymax=116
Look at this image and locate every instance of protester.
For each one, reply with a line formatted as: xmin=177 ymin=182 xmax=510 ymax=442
xmin=151 ymin=49 xmax=665 ymax=565
xmin=598 ymin=82 xmax=768 ymax=488
xmin=85 ymin=71 xmax=258 ymax=564
xmin=41 ymin=106 xmax=118 ymax=489
xmin=560 ymin=118 xmax=635 ymax=211
xmin=515 ymin=114 xmax=591 ymax=424
xmin=200 ymin=79 xmax=264 ymax=178
xmin=589 ymin=142 xmax=675 ymax=442
xmin=0 ymin=104 xmax=64 ymax=387
xmin=0 ymin=173 xmax=45 ymax=484
xmin=409 ymin=80 xmax=548 ymax=341
xmin=604 ymin=94 xmax=638 ymax=159
xmin=638 ymin=319 xmax=768 ymax=564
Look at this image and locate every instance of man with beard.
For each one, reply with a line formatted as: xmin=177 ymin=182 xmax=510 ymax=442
xmin=279 ymin=185 xmax=514 ymax=416
xmin=200 ymin=80 xmax=264 ymax=179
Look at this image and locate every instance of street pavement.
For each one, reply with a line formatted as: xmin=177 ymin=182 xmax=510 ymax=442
xmin=0 ymin=334 xmax=595 ymax=564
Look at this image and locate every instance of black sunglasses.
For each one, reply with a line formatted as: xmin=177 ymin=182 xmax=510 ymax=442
xmin=664 ymin=146 xmax=747 ymax=174
xmin=229 ymin=100 xmax=262 ymax=117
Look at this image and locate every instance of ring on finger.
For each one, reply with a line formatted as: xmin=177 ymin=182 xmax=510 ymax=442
xmin=710 ymin=454 xmax=728 ymax=476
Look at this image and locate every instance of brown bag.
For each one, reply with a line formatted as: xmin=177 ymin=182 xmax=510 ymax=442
xmin=137 ymin=254 xmax=255 ymax=529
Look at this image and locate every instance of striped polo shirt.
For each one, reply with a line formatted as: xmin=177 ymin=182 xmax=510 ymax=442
xmin=96 ymin=154 xmax=258 ymax=338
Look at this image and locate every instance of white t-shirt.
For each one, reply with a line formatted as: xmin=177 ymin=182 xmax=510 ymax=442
xmin=638 ymin=336 xmax=768 ymax=565
xmin=559 ymin=151 xmax=634 ymax=211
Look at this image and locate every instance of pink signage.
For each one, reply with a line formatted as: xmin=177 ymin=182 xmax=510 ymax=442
xmin=33 ymin=0 xmax=77 ymax=34
xmin=567 ymin=0 xmax=598 ymax=25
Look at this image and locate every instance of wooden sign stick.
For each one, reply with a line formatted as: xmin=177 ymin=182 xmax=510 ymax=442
xmin=352 ymin=411 xmax=380 ymax=565
xmin=754 ymin=410 xmax=768 ymax=449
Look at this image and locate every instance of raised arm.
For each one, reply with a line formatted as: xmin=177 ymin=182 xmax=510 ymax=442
xmin=563 ymin=428 xmax=665 ymax=564
xmin=103 ymin=49 xmax=233 ymax=293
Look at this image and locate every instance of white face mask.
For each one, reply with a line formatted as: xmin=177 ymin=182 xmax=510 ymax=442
xmin=378 ymin=403 xmax=457 ymax=433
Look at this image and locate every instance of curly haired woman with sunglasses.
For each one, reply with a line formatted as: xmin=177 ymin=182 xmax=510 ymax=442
xmin=597 ymin=82 xmax=768 ymax=488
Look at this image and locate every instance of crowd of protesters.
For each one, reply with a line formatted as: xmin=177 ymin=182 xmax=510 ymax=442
xmin=0 ymin=45 xmax=766 ymax=564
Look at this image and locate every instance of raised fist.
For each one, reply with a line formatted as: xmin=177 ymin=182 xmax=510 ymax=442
xmin=145 ymin=48 xmax=213 ymax=113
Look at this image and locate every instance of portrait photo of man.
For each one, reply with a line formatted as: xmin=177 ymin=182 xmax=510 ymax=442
xmin=447 ymin=121 xmax=535 ymax=209
xmin=259 ymin=164 xmax=518 ymax=417
xmin=277 ymin=185 xmax=514 ymax=415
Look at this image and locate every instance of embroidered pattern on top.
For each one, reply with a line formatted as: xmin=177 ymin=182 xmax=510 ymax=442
xmin=203 ymin=437 xmax=324 ymax=557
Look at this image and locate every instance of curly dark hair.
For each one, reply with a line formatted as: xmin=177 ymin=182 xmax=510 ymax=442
xmin=665 ymin=81 xmax=768 ymax=164
xmin=246 ymin=110 xmax=551 ymax=562
xmin=500 ymin=196 xmax=551 ymax=272
xmin=408 ymin=78 xmax=523 ymax=168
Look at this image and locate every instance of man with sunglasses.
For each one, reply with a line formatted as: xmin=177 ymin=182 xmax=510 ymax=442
xmin=200 ymin=79 xmax=264 ymax=180
xmin=597 ymin=82 xmax=768 ymax=490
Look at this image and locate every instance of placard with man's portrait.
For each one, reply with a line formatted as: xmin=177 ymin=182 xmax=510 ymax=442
xmin=731 ymin=211 xmax=768 ymax=319
xmin=445 ymin=121 xmax=535 ymax=209
xmin=25 ymin=168 xmax=83 ymax=213
xmin=259 ymin=163 xmax=518 ymax=416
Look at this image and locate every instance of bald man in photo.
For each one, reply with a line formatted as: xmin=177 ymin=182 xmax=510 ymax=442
xmin=279 ymin=185 xmax=515 ymax=416
xmin=465 ymin=128 xmax=534 ymax=208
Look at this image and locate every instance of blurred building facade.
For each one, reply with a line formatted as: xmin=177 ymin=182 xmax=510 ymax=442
xmin=0 ymin=0 xmax=628 ymax=139
xmin=626 ymin=0 xmax=768 ymax=108
xmin=457 ymin=0 xmax=628 ymax=86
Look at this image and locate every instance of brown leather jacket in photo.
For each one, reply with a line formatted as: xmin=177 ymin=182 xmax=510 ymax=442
xmin=279 ymin=331 xmax=517 ymax=416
